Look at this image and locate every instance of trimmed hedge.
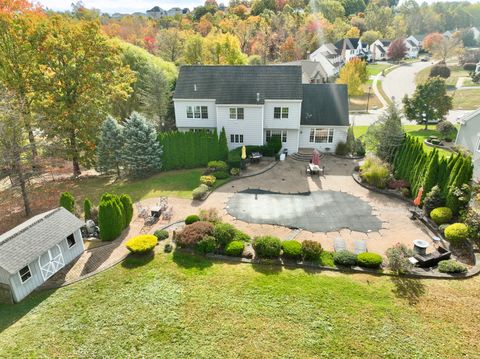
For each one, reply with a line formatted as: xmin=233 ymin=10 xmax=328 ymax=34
xmin=98 ymin=194 xmax=124 ymax=241
xmin=301 ymin=240 xmax=323 ymax=261
xmin=192 ymin=184 xmax=209 ymax=200
xmin=356 ymin=253 xmax=383 ymax=269
xmin=282 ymin=240 xmax=302 ymax=260
xmin=200 ymin=175 xmax=216 ymax=187
xmin=120 ymin=194 xmax=133 ymax=227
xmin=333 ymin=250 xmax=357 ymax=266
xmin=207 ymin=161 xmax=228 ymax=172
xmin=213 ymin=171 xmax=229 ymax=179
xmin=213 ymin=223 xmax=237 ymax=247
xmin=126 ymin=234 xmax=157 ymax=254
xmin=253 ymin=236 xmax=282 ymax=258
xmin=430 ymin=207 xmax=453 ymax=225
xmin=233 ymin=229 xmax=251 ymax=242
xmin=175 ymin=221 xmax=214 ymax=248
xmin=60 ymin=192 xmax=75 ymax=213
xmin=438 ymin=259 xmax=467 ymax=274
xmin=154 ymin=229 xmax=169 ymax=241
xmin=225 ymin=240 xmax=244 ymax=256
xmin=185 ymin=215 xmax=200 ymax=225
xmin=196 ymin=235 xmax=217 ymax=254
xmin=83 ymin=198 xmax=93 ymax=220
xmin=444 ymin=223 xmax=469 ymax=245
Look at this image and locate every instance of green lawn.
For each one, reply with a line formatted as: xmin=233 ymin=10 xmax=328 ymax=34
xmin=1 ymin=252 xmax=479 ymax=358
xmin=452 ymin=89 xmax=480 ymax=110
xmin=367 ymin=63 xmax=390 ymax=77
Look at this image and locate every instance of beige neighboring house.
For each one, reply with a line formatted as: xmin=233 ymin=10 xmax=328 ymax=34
xmin=279 ymin=60 xmax=331 ymax=83
xmin=456 ymin=108 xmax=480 ymax=181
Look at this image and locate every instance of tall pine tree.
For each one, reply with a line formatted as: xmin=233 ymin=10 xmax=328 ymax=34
xmin=97 ymin=116 xmax=124 ymax=177
xmin=219 ymin=127 xmax=229 ymax=161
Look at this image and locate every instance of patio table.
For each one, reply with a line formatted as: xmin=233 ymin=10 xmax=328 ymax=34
xmin=250 ymin=152 xmax=263 ymax=164
xmin=308 ymin=163 xmax=321 ymax=175
xmin=150 ymin=206 xmax=162 ymax=218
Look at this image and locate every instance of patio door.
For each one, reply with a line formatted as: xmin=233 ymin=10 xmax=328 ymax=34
xmin=38 ymin=245 xmax=65 ymax=280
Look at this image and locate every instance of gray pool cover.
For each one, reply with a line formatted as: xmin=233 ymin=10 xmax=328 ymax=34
xmin=226 ymin=189 xmax=383 ymax=233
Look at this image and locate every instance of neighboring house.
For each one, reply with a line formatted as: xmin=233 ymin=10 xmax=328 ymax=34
xmin=167 ymin=7 xmax=183 ymax=16
xmin=476 ymin=61 xmax=480 ymax=74
xmin=279 ymin=60 xmax=330 ymax=83
xmin=335 ymin=38 xmax=370 ymax=62
xmin=443 ymin=30 xmax=453 ymax=39
xmin=370 ymin=39 xmax=390 ymax=61
xmin=309 ymin=43 xmax=343 ymax=76
xmin=0 ymin=208 xmax=85 ymax=303
xmin=173 ymin=65 xmax=349 ymax=154
xmin=146 ymin=6 xmax=166 ymax=18
xmin=471 ymin=27 xmax=480 ymax=41
xmin=408 ymin=34 xmax=427 ymax=49
xmin=455 ymin=108 xmax=480 ymax=180
xmin=404 ymin=38 xmax=419 ymax=58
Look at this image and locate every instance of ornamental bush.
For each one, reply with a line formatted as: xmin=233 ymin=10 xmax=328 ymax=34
xmin=199 ymin=208 xmax=221 ymax=223
xmin=386 ymin=243 xmax=414 ymax=274
xmin=225 ymin=240 xmax=245 ymax=256
xmin=253 ymin=236 xmax=282 ymax=258
xmin=196 ymin=235 xmax=217 ymax=254
xmin=192 ymin=184 xmax=209 ymax=200
xmin=230 ymin=168 xmax=240 ymax=176
xmin=214 ymin=171 xmax=229 ymax=179
xmin=281 ymin=240 xmax=302 ymax=260
xmin=98 ymin=196 xmax=124 ymax=241
xmin=200 ymin=175 xmax=216 ymax=187
xmin=125 ymin=234 xmax=157 ymax=254
xmin=154 ymin=229 xmax=169 ymax=241
xmin=429 ymin=64 xmax=451 ymax=79
xmin=423 ymin=186 xmax=445 ymax=216
xmin=84 ymin=198 xmax=93 ymax=220
xmin=444 ymin=223 xmax=469 ymax=245
xmin=438 ymin=259 xmax=467 ymax=274
xmin=333 ymin=250 xmax=357 ymax=267
xmin=335 ymin=141 xmax=349 ymax=156
xmin=208 ymin=160 xmax=228 ymax=172
xmin=233 ymin=229 xmax=251 ymax=242
xmin=360 ymin=156 xmax=390 ymax=189
xmin=120 ymin=194 xmax=133 ymax=227
xmin=430 ymin=207 xmax=453 ymax=225
xmin=356 ymin=253 xmax=383 ymax=269
xmin=301 ymin=240 xmax=323 ymax=261
xmin=185 ymin=214 xmax=200 ymax=225
xmin=60 ymin=192 xmax=75 ymax=213
xmin=175 ymin=221 xmax=214 ymax=248
xmin=213 ymin=222 xmax=237 ymax=247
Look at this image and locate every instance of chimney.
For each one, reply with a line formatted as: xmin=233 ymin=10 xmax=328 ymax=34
xmin=194 ymin=84 xmax=197 ymax=92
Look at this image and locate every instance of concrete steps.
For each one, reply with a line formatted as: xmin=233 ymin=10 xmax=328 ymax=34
xmin=290 ymin=152 xmax=325 ymax=162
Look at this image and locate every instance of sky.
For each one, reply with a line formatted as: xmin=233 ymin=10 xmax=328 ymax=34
xmin=38 ymin=0 xmax=480 ymax=14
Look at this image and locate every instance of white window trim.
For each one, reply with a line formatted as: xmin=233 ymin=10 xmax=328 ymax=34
xmin=229 ymin=107 xmax=244 ymax=120
xmin=67 ymin=233 xmax=77 ymax=249
xmin=309 ymin=128 xmax=335 ymax=144
xmin=273 ymin=107 xmax=289 ymax=119
xmin=38 ymin=244 xmax=65 ymax=281
xmin=476 ymin=136 xmax=480 ymax=152
xmin=266 ymin=130 xmax=288 ymax=143
xmin=18 ymin=265 xmax=32 ymax=284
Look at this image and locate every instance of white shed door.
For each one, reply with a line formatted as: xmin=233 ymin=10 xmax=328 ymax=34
xmin=39 ymin=245 xmax=65 ymax=280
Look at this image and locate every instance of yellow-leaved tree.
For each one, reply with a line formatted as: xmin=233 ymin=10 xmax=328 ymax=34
xmin=336 ymin=57 xmax=368 ymax=96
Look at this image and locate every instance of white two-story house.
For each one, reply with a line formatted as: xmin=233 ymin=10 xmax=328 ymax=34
xmin=173 ymin=65 xmax=349 ymax=154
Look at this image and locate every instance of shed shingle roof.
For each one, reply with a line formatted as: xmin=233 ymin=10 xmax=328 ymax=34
xmin=0 ymin=208 xmax=85 ymax=274
xmin=174 ymin=65 xmax=303 ymax=104
xmin=301 ymin=84 xmax=349 ymax=126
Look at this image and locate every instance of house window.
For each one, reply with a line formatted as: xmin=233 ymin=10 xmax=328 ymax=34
xmin=194 ymin=106 xmax=201 ymax=118
xmin=230 ymin=107 xmax=244 ymax=120
xmin=186 ymin=106 xmax=193 ymax=118
xmin=274 ymin=107 xmax=289 ymax=119
xmin=67 ymin=233 xmax=76 ymax=248
xmin=230 ymin=134 xmax=244 ymax=143
xmin=309 ymin=128 xmax=334 ymax=143
xmin=201 ymin=106 xmax=208 ymax=119
xmin=187 ymin=106 xmax=208 ymax=119
xmin=266 ymin=130 xmax=287 ymax=143
xmin=19 ymin=265 xmax=32 ymax=283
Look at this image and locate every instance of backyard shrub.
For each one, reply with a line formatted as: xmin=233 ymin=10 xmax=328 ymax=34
xmin=154 ymin=229 xmax=169 ymax=241
xmin=436 ymin=121 xmax=457 ymax=141
xmin=429 ymin=64 xmax=451 ymax=79
xmin=430 ymin=207 xmax=453 ymax=225
xmin=208 ymin=160 xmax=228 ymax=172
xmin=335 ymin=141 xmax=349 ymax=156
xmin=301 ymin=240 xmax=323 ymax=261
xmin=199 ymin=208 xmax=221 ymax=223
xmin=100 ymin=193 xmax=126 ymax=228
xmin=213 ymin=223 xmax=237 ymax=247
xmin=356 ymin=253 xmax=383 ymax=269
xmin=463 ymin=62 xmax=477 ymax=72
xmin=333 ymin=250 xmax=357 ymax=267
xmin=438 ymin=224 xmax=450 ymax=235
xmin=438 ymin=260 xmax=467 ymax=274
xmin=175 ymin=221 xmax=214 ymax=248
xmin=200 ymin=175 xmax=216 ymax=187
xmin=120 ymin=194 xmax=134 ymax=227
xmin=281 ymin=240 xmax=302 ymax=260
xmin=164 ymin=243 xmax=173 ymax=253
xmin=196 ymin=235 xmax=217 ymax=254
xmin=192 ymin=184 xmax=209 ymax=200
xmin=444 ymin=223 xmax=469 ymax=246
xmin=60 ymin=192 xmax=75 ymax=213
xmin=126 ymin=234 xmax=157 ymax=254
xmin=185 ymin=214 xmax=201 ymax=225
xmin=98 ymin=196 xmax=124 ymax=241
xmin=423 ymin=186 xmax=445 ymax=216
xmin=386 ymin=243 xmax=414 ymax=274
xmin=230 ymin=168 xmax=240 ymax=176
xmin=360 ymin=156 xmax=390 ymax=189
xmin=214 ymin=171 xmax=229 ymax=179
xmin=355 ymin=139 xmax=365 ymax=157
xmin=253 ymin=236 xmax=282 ymax=258
xmin=225 ymin=240 xmax=245 ymax=256
xmin=84 ymin=198 xmax=93 ymax=220
xmin=233 ymin=229 xmax=251 ymax=242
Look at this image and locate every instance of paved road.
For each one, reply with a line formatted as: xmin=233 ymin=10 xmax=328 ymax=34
xmin=350 ymin=109 xmax=473 ymax=126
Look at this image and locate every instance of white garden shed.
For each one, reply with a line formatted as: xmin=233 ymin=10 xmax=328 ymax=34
xmin=0 ymin=207 xmax=85 ymax=303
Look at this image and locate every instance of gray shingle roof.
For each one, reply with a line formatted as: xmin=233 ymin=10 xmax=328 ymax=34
xmin=174 ymin=65 xmax=303 ymax=104
xmin=301 ymin=84 xmax=349 ymax=126
xmin=0 ymin=208 xmax=85 ymax=274
xmin=279 ymin=60 xmax=329 ymax=83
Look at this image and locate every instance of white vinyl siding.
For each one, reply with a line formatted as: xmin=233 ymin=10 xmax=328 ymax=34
xmin=217 ymin=105 xmax=263 ymax=150
xmin=299 ymin=126 xmax=348 ymax=152
xmin=456 ymin=110 xmax=480 ymax=181
xmin=174 ymin=100 xmax=216 ymax=129
xmin=264 ymin=101 xmax=301 ymax=130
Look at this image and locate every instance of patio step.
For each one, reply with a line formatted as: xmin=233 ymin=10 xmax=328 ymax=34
xmin=290 ymin=152 xmax=325 ymax=162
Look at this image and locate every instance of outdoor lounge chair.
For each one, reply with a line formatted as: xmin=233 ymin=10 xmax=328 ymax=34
xmin=354 ymin=240 xmax=367 ymax=254
xmin=414 ymin=246 xmax=451 ymax=268
xmin=334 ymin=237 xmax=346 ymax=252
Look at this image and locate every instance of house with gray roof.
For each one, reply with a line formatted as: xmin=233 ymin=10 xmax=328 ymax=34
xmin=173 ymin=65 xmax=349 ymax=154
xmin=278 ymin=60 xmax=331 ymax=83
xmin=0 ymin=207 xmax=85 ymax=303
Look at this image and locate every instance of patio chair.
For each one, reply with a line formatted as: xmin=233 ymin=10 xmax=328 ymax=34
xmin=162 ymin=207 xmax=173 ymax=221
xmin=354 ymin=240 xmax=367 ymax=254
xmin=334 ymin=237 xmax=347 ymax=252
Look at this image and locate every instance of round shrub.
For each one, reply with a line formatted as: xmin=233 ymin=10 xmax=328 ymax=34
xmin=192 ymin=184 xmax=209 ymax=200
xmin=60 ymin=192 xmax=75 ymax=213
xmin=213 ymin=223 xmax=237 ymax=247
xmin=429 ymin=64 xmax=450 ymax=79
xmin=126 ymin=234 xmax=157 ymax=254
xmin=154 ymin=229 xmax=169 ymax=241
xmin=175 ymin=221 xmax=214 ymax=248
xmin=98 ymin=197 xmax=124 ymax=241
xmin=214 ymin=171 xmax=229 ymax=179
xmin=356 ymin=253 xmax=383 ymax=269
xmin=196 ymin=235 xmax=217 ymax=254
xmin=233 ymin=230 xmax=251 ymax=242
xmin=438 ymin=259 xmax=467 ymax=274
xmin=225 ymin=240 xmax=244 ymax=256
xmin=164 ymin=243 xmax=173 ymax=253
xmin=230 ymin=168 xmax=240 ymax=176
xmin=207 ymin=160 xmax=228 ymax=172
xmin=333 ymin=250 xmax=357 ymax=267
xmin=84 ymin=198 xmax=93 ymax=220
xmin=281 ymin=240 xmax=302 ymax=260
xmin=430 ymin=207 xmax=453 ymax=225
xmin=253 ymin=236 xmax=282 ymax=258
xmin=335 ymin=141 xmax=349 ymax=156
xmin=444 ymin=223 xmax=469 ymax=245
xmin=185 ymin=214 xmax=200 ymax=225
xmin=301 ymin=240 xmax=323 ymax=261
xmin=200 ymin=175 xmax=216 ymax=187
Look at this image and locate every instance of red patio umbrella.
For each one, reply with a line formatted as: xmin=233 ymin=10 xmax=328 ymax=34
xmin=311 ymin=149 xmax=321 ymax=166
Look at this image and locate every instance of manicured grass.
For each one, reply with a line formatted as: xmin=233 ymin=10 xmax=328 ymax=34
xmin=1 ymin=252 xmax=479 ymax=358
xmin=349 ymin=84 xmax=382 ymax=112
xmin=367 ymin=63 xmax=390 ymax=77
xmin=416 ymin=65 xmax=471 ymax=88
xmin=463 ymin=79 xmax=480 ymax=87
xmin=451 ymin=89 xmax=480 ymax=110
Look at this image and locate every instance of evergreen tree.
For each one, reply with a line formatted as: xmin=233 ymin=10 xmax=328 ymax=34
xmin=219 ymin=127 xmax=229 ymax=161
xmin=437 ymin=158 xmax=449 ymax=198
xmin=98 ymin=197 xmax=124 ymax=241
xmin=346 ymin=126 xmax=356 ymax=154
xmin=97 ymin=116 xmax=124 ymax=177
xmin=120 ymin=194 xmax=134 ymax=227
xmin=60 ymin=192 xmax=75 ymax=213
xmin=122 ymin=112 xmax=162 ymax=177
xmin=422 ymin=149 xmax=439 ymax=198
xmin=84 ymin=198 xmax=93 ymax=220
